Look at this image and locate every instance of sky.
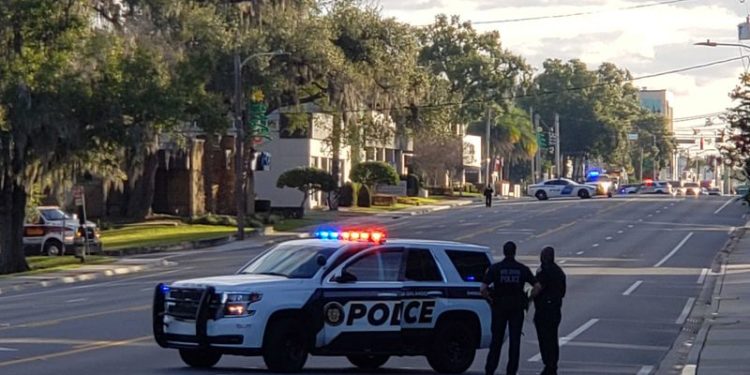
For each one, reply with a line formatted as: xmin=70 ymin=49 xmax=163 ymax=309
xmin=377 ymin=0 xmax=750 ymax=136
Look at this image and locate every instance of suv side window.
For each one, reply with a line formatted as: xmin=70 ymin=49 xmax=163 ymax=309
xmin=404 ymin=249 xmax=443 ymax=282
xmin=446 ymin=250 xmax=491 ymax=282
xmin=344 ymin=249 xmax=403 ymax=282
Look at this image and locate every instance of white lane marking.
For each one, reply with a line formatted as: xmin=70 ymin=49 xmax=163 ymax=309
xmin=65 ymin=298 xmax=87 ymax=303
xmin=0 ymin=347 xmax=17 ymax=352
xmin=656 ymin=210 xmax=661 ymax=213
xmin=628 ymin=224 xmax=634 ymax=228
xmin=681 ymin=364 xmax=697 ymax=375
xmin=592 ymin=243 xmax=599 ymax=248
xmin=638 ymin=219 xmax=643 ymax=222
xmin=617 ymin=230 xmax=623 ymax=234
xmin=697 ymin=268 xmax=709 ymax=284
xmin=576 ymin=251 xmax=584 ymax=255
xmin=605 ymin=236 xmax=613 ymax=241
xmin=638 ymin=365 xmax=655 ymax=375
xmin=564 ymin=341 xmax=666 ymax=351
xmin=528 ymin=318 xmax=599 ymax=362
xmin=647 ymin=214 xmax=653 ymax=217
xmin=714 ymin=198 xmax=734 ymax=214
xmin=676 ymin=297 xmax=696 ymax=324
xmin=622 ymin=280 xmax=643 ymax=296
xmin=459 ymin=219 xmax=466 ymax=223
xmin=559 ymin=260 xmax=567 ymax=264
xmin=663 ymin=206 xmax=669 ymax=209
xmin=654 ymin=232 xmax=694 ymax=268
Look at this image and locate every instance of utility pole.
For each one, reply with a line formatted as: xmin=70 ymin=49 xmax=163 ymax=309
xmin=485 ymin=106 xmax=492 ymax=186
xmin=639 ymin=146 xmax=644 ymax=182
xmin=534 ymin=114 xmax=541 ymax=182
xmin=554 ymin=113 xmax=560 ymax=178
xmin=530 ymin=107 xmax=535 ymax=184
xmin=233 ymin=52 xmax=246 ymax=240
xmin=652 ymin=135 xmax=658 ymax=180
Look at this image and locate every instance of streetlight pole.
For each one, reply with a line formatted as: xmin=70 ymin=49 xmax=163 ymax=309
xmin=695 ymin=39 xmax=750 ymax=51
xmin=233 ymin=50 xmax=286 ymax=240
xmin=485 ymin=106 xmax=492 ymax=187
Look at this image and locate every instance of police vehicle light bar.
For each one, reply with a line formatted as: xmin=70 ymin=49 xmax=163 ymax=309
xmin=314 ymin=228 xmax=386 ymax=243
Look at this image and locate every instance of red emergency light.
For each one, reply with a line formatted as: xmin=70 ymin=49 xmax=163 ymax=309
xmin=314 ymin=228 xmax=386 ymax=244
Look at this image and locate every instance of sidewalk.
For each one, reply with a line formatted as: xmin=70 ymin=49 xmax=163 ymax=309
xmin=0 ymin=257 xmax=172 ymax=295
xmin=688 ymin=226 xmax=750 ymax=374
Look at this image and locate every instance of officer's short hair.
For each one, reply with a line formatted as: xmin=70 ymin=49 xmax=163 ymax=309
xmin=541 ymin=246 xmax=555 ymax=263
xmin=503 ymin=241 xmax=517 ymax=258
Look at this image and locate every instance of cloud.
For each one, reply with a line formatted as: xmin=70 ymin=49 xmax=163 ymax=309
xmin=379 ymin=0 xmax=748 ymax=119
xmin=376 ymin=0 xmax=444 ymax=11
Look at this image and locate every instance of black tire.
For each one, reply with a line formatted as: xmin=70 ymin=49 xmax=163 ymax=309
xmin=607 ymin=191 xmax=613 ymax=198
xmin=535 ymin=190 xmax=548 ymax=201
xmin=178 ymin=349 xmax=222 ymax=368
xmin=346 ymin=354 xmax=389 ymax=369
xmin=426 ymin=320 xmax=477 ymax=374
xmin=578 ymin=190 xmax=590 ymax=199
xmin=43 ymin=240 xmax=64 ymax=256
xmin=262 ymin=318 xmax=308 ymax=373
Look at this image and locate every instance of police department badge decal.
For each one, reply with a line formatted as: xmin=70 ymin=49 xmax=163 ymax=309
xmin=324 ymin=302 xmax=344 ymax=326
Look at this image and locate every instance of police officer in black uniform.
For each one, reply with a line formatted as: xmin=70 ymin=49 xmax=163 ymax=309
xmin=534 ymin=246 xmax=567 ymax=375
xmin=481 ymin=241 xmax=541 ymax=375
xmin=484 ymin=185 xmax=494 ymax=207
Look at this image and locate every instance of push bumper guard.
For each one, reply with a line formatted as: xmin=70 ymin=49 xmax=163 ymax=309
xmin=153 ymin=283 xmax=224 ymax=349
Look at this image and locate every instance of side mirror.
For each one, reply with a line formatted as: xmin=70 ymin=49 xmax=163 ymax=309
xmin=333 ymin=270 xmax=357 ymax=283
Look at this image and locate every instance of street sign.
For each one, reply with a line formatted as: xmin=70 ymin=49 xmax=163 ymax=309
xmin=628 ymin=133 xmax=638 ymax=141
xmin=72 ymin=186 xmax=84 ymax=206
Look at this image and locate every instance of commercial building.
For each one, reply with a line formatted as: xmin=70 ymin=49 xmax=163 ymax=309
xmin=637 ymin=88 xmax=677 ymax=179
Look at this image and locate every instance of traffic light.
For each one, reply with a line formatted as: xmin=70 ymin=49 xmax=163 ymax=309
xmin=537 ymin=132 xmax=548 ymax=148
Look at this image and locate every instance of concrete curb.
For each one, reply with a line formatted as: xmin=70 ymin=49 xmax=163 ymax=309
xmin=0 ymin=259 xmax=173 ymax=295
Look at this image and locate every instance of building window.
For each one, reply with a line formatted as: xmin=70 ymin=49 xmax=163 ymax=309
xmin=311 ymin=157 xmax=319 ymax=168
xmin=365 ymin=147 xmax=375 ymax=161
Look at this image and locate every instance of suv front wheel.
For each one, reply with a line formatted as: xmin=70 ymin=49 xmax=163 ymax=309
xmin=178 ymin=349 xmax=222 ymax=368
xmin=426 ymin=320 xmax=477 ymax=374
xmin=263 ymin=317 xmax=309 ymax=372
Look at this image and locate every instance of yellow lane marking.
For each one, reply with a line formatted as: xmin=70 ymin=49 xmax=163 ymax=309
xmin=532 ymin=221 xmax=578 ymax=239
xmin=0 ymin=305 xmax=150 ymax=331
xmin=455 ymin=220 xmax=514 ymax=241
xmin=0 ymin=336 xmax=152 ymax=367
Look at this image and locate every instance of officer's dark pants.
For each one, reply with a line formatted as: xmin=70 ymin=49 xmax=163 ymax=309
xmin=485 ymin=307 xmax=524 ymax=375
xmin=485 ymin=196 xmax=492 ymax=207
xmin=534 ymin=308 xmax=562 ymax=375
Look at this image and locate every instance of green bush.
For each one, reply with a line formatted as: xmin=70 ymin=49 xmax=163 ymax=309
xmin=339 ymin=182 xmax=354 ymax=207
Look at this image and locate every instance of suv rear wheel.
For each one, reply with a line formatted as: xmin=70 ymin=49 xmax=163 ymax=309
xmin=535 ymin=190 xmax=548 ymax=201
xmin=426 ymin=320 xmax=477 ymax=374
xmin=44 ymin=240 xmax=64 ymax=256
xmin=347 ymin=354 xmax=389 ymax=369
xmin=178 ymin=349 xmax=222 ymax=368
xmin=262 ymin=317 xmax=308 ymax=372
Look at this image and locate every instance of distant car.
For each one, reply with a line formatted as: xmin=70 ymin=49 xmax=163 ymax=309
xmin=683 ymin=182 xmax=701 ymax=196
xmin=584 ymin=174 xmax=616 ymax=197
xmin=669 ymin=180 xmax=686 ymax=196
xmin=617 ymin=184 xmax=640 ymax=194
xmin=708 ymin=188 xmax=722 ymax=196
xmin=639 ymin=180 xmax=674 ymax=195
xmin=700 ymin=187 xmax=710 ymax=195
xmin=528 ymin=178 xmax=596 ymax=200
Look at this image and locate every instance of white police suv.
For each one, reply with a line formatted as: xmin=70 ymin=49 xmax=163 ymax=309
xmin=153 ymin=228 xmax=493 ymax=373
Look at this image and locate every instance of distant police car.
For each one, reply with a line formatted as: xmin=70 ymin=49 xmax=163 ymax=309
xmin=153 ymin=229 xmax=493 ymax=373
xmin=527 ymin=178 xmax=596 ymax=200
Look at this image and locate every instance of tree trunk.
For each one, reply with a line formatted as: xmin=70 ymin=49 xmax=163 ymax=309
xmin=0 ymin=180 xmax=29 ymax=274
xmin=123 ymin=152 xmax=159 ymax=219
xmin=329 ymin=114 xmax=343 ymax=211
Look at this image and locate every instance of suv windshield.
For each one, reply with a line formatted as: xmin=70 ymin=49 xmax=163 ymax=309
xmin=39 ymin=208 xmax=73 ymax=221
xmin=239 ymin=244 xmax=339 ymax=279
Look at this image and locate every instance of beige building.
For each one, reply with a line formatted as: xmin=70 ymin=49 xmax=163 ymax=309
xmin=255 ymin=104 xmax=413 ymax=210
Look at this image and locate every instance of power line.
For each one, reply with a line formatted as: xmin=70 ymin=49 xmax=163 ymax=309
xmin=277 ymin=55 xmax=748 ymax=115
xmin=472 ymin=0 xmax=697 ymax=25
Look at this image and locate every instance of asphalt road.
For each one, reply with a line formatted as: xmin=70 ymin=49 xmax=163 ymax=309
xmin=0 ymin=195 xmax=745 ymax=375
